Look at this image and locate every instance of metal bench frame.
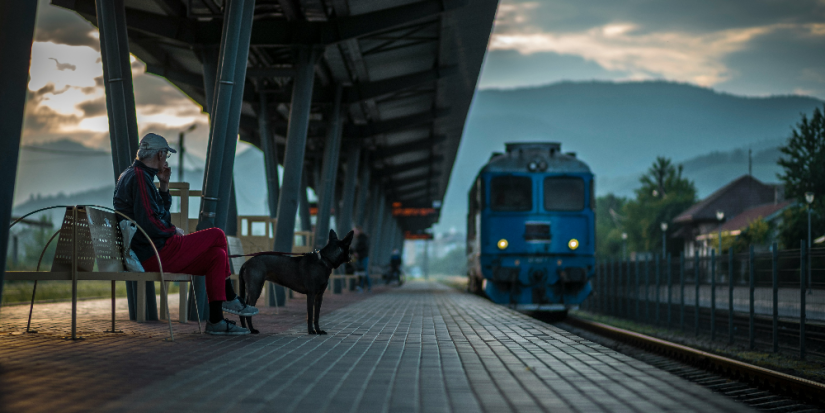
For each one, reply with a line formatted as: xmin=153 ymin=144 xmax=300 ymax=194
xmin=6 ymin=205 xmax=201 ymax=341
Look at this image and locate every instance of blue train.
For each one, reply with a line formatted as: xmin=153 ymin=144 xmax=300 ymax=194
xmin=466 ymin=142 xmax=595 ymax=312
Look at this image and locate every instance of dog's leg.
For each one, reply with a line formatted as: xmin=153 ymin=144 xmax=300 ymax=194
xmin=240 ymin=269 xmax=262 ymax=334
xmin=314 ymin=291 xmax=326 ymax=334
xmin=306 ymin=293 xmax=316 ymax=334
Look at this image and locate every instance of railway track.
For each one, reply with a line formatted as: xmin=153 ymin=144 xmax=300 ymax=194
xmin=554 ymin=316 xmax=825 ymax=412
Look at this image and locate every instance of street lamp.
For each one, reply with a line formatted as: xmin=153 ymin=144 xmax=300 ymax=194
xmin=716 ymin=210 xmax=725 ymax=254
xmin=806 ymin=192 xmax=814 ymax=294
xmin=621 ymin=232 xmax=628 ymax=260
xmin=178 ymin=123 xmax=197 ymax=182
xmin=660 ymin=222 xmax=668 ymax=257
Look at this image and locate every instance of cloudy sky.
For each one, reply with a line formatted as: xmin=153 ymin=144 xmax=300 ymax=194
xmin=22 ymin=0 xmax=825 ymax=153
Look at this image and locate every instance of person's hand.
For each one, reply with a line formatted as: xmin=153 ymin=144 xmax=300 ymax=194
xmin=158 ymin=161 xmax=172 ymax=184
xmin=175 ymin=227 xmax=184 ymax=236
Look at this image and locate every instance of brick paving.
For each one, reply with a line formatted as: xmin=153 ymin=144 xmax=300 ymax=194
xmin=0 ymin=281 xmax=753 ymax=412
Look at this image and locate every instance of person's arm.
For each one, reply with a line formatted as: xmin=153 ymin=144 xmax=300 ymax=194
xmin=132 ymin=168 xmax=177 ymax=241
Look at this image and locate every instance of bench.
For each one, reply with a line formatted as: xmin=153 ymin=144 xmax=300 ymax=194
xmin=6 ymin=205 xmax=200 ymax=341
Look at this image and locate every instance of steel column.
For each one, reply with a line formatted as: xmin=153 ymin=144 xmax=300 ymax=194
xmin=215 ymin=0 xmax=254 ymax=232
xmin=187 ymin=45 xmax=219 ymax=322
xmin=273 ymin=47 xmax=318 ymax=253
xmin=97 ymin=0 xmax=156 ymax=321
xmin=315 ymin=86 xmax=344 ymax=246
xmin=667 ymin=253 xmax=672 ymax=328
xmin=355 ymin=152 xmax=372 ymax=227
xmin=0 ymin=0 xmax=38 ymax=307
xmin=711 ymin=249 xmax=716 ymax=340
xmin=299 ymin=168 xmax=312 ymax=231
xmin=729 ymin=247 xmax=735 ymax=345
xmin=695 ymin=250 xmax=700 ymax=336
xmin=772 ymin=243 xmax=778 ymax=352
xmin=337 ymin=145 xmax=361 ymax=235
xmin=369 ymin=192 xmax=386 ymax=275
xmin=97 ymin=0 xmax=139 ymax=179
xmin=197 ymin=0 xmax=255 ymax=231
xmin=258 ymin=93 xmax=281 ymax=218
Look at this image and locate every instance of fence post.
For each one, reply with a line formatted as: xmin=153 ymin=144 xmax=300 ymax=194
xmin=729 ymin=247 xmax=735 ymax=345
xmin=667 ymin=253 xmax=672 ymax=328
xmin=656 ymin=252 xmax=661 ymax=325
xmin=711 ymin=248 xmax=716 ymax=341
xmin=626 ymin=257 xmax=631 ymax=318
xmin=636 ymin=257 xmax=641 ymax=321
xmin=695 ymin=250 xmax=700 ymax=337
xmin=611 ymin=258 xmax=616 ymax=315
xmin=680 ymin=251 xmax=686 ymax=331
xmin=749 ymin=244 xmax=755 ymax=351
xmin=645 ymin=254 xmax=659 ymax=323
xmin=772 ymin=243 xmax=778 ymax=353
xmin=800 ymin=240 xmax=807 ymax=359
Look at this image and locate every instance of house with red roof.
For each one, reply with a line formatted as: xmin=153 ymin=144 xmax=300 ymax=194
xmin=672 ymin=175 xmax=789 ymax=256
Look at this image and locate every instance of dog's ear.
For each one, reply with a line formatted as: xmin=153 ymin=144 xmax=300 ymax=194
xmin=328 ymin=229 xmax=338 ymax=241
xmin=342 ymin=230 xmax=354 ymax=245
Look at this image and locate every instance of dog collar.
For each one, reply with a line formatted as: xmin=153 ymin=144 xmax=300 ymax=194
xmin=314 ymin=249 xmax=334 ymax=270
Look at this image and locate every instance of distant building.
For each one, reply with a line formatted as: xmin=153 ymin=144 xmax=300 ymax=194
xmin=672 ymin=175 xmax=787 ymax=256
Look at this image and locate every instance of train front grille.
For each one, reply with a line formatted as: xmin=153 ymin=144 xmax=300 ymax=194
xmin=524 ymin=222 xmax=551 ymax=241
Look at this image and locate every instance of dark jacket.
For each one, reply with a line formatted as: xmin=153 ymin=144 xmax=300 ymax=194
xmin=113 ymin=160 xmax=177 ymax=262
xmin=354 ymin=233 xmax=369 ymax=259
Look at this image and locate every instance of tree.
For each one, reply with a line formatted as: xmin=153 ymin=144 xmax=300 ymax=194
xmin=777 ymin=105 xmax=825 ymax=248
xmin=623 ymin=157 xmax=697 ymax=254
xmin=595 ymin=194 xmax=628 ymax=257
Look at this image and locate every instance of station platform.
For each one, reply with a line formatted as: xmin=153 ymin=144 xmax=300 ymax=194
xmin=0 ymin=281 xmax=753 ymax=412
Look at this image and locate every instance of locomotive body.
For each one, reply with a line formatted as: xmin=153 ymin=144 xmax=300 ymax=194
xmin=466 ymin=142 xmax=595 ymax=311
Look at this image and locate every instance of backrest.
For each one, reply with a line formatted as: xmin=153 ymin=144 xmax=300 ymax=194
xmin=292 ymin=231 xmax=314 ymax=254
xmin=52 ymin=206 xmax=124 ymax=272
xmin=155 ymin=182 xmax=190 ymax=233
xmin=237 ymin=215 xmax=276 ymax=254
xmin=226 ymin=235 xmax=246 ymax=273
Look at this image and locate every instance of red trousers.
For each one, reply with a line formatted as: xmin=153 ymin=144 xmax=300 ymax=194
xmin=141 ymin=228 xmax=229 ymax=302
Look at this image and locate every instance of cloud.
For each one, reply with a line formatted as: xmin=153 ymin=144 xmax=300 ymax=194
xmin=34 ymin=0 xmax=100 ymax=50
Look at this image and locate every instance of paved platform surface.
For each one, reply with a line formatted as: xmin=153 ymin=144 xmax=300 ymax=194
xmin=1 ymin=281 xmax=753 ymax=412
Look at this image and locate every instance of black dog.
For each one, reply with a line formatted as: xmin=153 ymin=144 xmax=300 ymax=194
xmin=238 ymin=229 xmax=353 ymax=334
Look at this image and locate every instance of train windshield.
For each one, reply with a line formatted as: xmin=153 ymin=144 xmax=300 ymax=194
xmin=543 ymin=177 xmax=585 ymax=211
xmin=490 ymin=176 xmax=532 ymax=211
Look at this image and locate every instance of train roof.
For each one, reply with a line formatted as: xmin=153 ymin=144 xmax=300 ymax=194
xmin=481 ymin=142 xmax=592 ymax=175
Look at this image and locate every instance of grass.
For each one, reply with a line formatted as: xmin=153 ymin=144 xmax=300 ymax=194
xmin=2 ymin=281 xmax=181 ymax=306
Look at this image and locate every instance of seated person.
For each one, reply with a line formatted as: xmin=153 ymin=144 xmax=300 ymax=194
xmin=113 ymin=133 xmax=257 ymax=335
xmin=389 ymin=249 xmax=402 ymax=274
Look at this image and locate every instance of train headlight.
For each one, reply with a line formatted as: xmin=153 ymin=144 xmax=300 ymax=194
xmin=568 ymin=239 xmax=579 ymax=250
xmin=528 ymin=161 xmax=538 ymax=171
xmin=497 ymin=239 xmax=509 ymax=250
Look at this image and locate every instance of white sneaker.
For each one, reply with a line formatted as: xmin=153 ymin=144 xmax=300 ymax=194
xmin=205 ymin=319 xmax=250 ymax=335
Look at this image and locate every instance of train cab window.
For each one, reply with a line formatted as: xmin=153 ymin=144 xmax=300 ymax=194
xmin=490 ymin=176 xmax=533 ymax=211
xmin=543 ymin=177 xmax=585 ymax=211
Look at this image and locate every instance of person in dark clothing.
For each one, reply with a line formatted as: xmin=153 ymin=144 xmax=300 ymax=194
xmin=352 ymin=225 xmax=370 ymax=292
xmin=113 ymin=133 xmax=257 ymax=335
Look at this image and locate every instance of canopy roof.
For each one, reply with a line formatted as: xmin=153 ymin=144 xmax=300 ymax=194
xmin=54 ymin=0 xmax=498 ymax=231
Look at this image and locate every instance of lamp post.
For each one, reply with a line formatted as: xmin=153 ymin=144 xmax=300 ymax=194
xmin=716 ymin=210 xmax=725 ymax=254
xmin=178 ymin=124 xmax=197 ymax=182
xmin=660 ymin=222 xmax=668 ymax=257
xmin=622 ymin=232 xmax=628 ymax=260
xmin=806 ymin=192 xmax=814 ymax=294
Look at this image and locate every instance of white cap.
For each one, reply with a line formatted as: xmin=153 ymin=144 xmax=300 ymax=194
xmin=139 ymin=133 xmax=177 ymax=153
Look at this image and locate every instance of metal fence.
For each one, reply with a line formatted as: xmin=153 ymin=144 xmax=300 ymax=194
xmin=582 ymin=242 xmax=825 ymax=360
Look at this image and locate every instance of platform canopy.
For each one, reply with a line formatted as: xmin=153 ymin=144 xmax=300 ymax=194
xmin=54 ymin=0 xmax=497 ymax=232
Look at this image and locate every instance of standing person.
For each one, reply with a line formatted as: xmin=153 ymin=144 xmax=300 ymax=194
xmin=353 ymin=225 xmax=371 ymax=292
xmin=113 ymin=133 xmax=258 ymax=335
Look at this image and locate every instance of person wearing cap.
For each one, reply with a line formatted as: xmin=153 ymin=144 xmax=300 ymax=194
xmin=113 ymin=133 xmax=258 ymax=335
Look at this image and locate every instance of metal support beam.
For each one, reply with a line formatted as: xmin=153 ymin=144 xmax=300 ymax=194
xmin=197 ymin=0 xmax=256 ymax=231
xmin=215 ymin=0 xmax=255 ymax=232
xmin=299 ymin=168 xmax=312 ymax=231
xmin=355 ymin=151 xmax=372 ymax=227
xmin=382 ymin=156 xmax=444 ymax=177
xmin=314 ymin=86 xmax=344 ymax=247
xmin=387 ymin=171 xmax=441 ymax=190
xmin=374 ymin=135 xmax=446 ymax=160
xmin=337 ymin=145 xmax=361 ymax=235
xmin=97 ymin=0 xmax=156 ymax=321
xmin=368 ymin=191 xmax=386 ymax=274
xmin=344 ymin=108 xmax=449 ymax=138
xmin=0 ymin=0 xmax=38 ymax=307
xmin=258 ymin=92 xmax=280 ymax=218
xmin=273 ymin=47 xmax=318 ymax=253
